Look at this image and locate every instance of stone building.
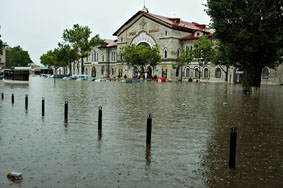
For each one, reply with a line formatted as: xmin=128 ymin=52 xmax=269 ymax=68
xmin=63 ymin=7 xmax=283 ymax=85
xmin=0 ymin=42 xmax=7 ymax=69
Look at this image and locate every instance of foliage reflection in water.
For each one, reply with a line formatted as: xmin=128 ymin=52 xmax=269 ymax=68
xmin=0 ymin=77 xmax=283 ymax=188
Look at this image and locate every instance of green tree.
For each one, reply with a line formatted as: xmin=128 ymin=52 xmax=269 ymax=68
xmin=6 ymin=46 xmax=33 ymax=67
xmin=211 ymin=42 xmax=233 ymax=82
xmin=40 ymin=49 xmax=66 ymax=74
xmin=120 ymin=44 xmax=161 ymax=78
xmin=62 ymin=24 xmax=103 ymax=75
xmin=192 ymin=35 xmax=214 ymax=81
xmin=57 ymin=43 xmax=79 ymax=76
xmin=206 ymin=0 xmax=283 ymax=91
xmin=175 ymin=49 xmax=193 ymax=81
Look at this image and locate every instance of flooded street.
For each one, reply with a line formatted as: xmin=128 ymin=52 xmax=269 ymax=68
xmin=0 ymin=77 xmax=283 ymax=188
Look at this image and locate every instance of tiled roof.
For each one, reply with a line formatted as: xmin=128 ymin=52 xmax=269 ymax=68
xmin=113 ymin=9 xmax=213 ymax=36
xmin=99 ymin=39 xmax=117 ymax=48
xmin=181 ymin=33 xmax=213 ymax=41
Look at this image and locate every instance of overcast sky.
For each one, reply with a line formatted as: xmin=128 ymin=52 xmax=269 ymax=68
xmin=1 ymin=0 xmax=211 ymax=65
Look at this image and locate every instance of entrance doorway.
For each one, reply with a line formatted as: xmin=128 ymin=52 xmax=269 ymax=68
xmin=162 ymin=66 xmax=167 ymax=78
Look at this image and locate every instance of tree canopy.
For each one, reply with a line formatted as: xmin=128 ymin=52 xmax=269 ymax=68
xmin=62 ymin=24 xmax=103 ymax=74
xmin=206 ymin=0 xmax=283 ymax=90
xmin=176 ymin=49 xmax=193 ymax=81
xmin=211 ymin=41 xmax=233 ymax=81
xmin=40 ymin=48 xmax=66 ymax=69
xmin=120 ymin=44 xmax=161 ymax=68
xmin=6 ymin=46 xmax=33 ymax=67
xmin=192 ymin=35 xmax=214 ymax=66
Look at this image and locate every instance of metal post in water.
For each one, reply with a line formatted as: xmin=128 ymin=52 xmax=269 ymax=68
xmin=64 ymin=101 xmax=68 ymax=122
xmin=25 ymin=94 xmax=28 ymax=109
xmin=1 ymin=93 xmax=3 ymax=100
xmin=98 ymin=106 xmax=102 ymax=131
xmin=11 ymin=93 xmax=14 ymax=104
xmin=42 ymin=97 xmax=45 ymax=116
xmin=229 ymin=127 xmax=237 ymax=168
xmin=146 ymin=114 xmax=152 ymax=145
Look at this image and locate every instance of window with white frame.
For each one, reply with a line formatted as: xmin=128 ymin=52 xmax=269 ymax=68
xmin=185 ymin=68 xmax=190 ymax=77
xmin=262 ymin=67 xmax=270 ymax=79
xmin=215 ymin=68 xmax=221 ymax=78
xmin=203 ymin=67 xmax=209 ymax=78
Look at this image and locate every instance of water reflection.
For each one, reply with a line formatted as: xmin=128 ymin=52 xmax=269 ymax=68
xmin=0 ymin=78 xmax=283 ymax=187
xmin=145 ymin=144 xmax=151 ymax=166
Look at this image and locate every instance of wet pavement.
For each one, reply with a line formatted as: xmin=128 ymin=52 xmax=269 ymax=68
xmin=0 ymin=77 xmax=283 ymax=188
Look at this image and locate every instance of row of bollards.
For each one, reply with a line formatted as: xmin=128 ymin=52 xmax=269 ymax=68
xmin=2 ymin=92 xmax=237 ymax=169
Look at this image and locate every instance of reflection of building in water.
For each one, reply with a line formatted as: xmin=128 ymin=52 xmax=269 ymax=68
xmin=57 ymin=7 xmax=283 ymax=85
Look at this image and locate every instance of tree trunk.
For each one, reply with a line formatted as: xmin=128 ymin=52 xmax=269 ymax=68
xmin=225 ymin=66 xmax=229 ymax=82
xmin=180 ymin=66 xmax=183 ymax=81
xmin=81 ymin=57 xmax=84 ymax=75
xmin=69 ymin=61 xmax=72 ymax=77
xmin=242 ymin=65 xmax=262 ymax=92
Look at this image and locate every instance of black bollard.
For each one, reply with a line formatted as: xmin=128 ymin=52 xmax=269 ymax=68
xmin=98 ymin=106 xmax=102 ymax=131
xmin=146 ymin=114 xmax=152 ymax=145
xmin=11 ymin=94 xmax=14 ymax=104
xmin=42 ymin=97 xmax=45 ymax=116
xmin=229 ymin=127 xmax=237 ymax=168
xmin=1 ymin=93 xmax=3 ymax=100
xmin=25 ymin=94 xmax=28 ymax=109
xmin=64 ymin=101 xmax=68 ymax=122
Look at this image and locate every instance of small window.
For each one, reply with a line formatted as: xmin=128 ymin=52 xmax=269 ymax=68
xmin=121 ymin=37 xmax=123 ymax=42
xmin=165 ymin=31 xmax=168 ymax=36
xmin=215 ymin=68 xmax=221 ymax=78
xmin=185 ymin=68 xmax=190 ymax=77
xmin=164 ymin=48 xmax=168 ymax=58
xmin=203 ymin=68 xmax=209 ymax=78
xmin=102 ymin=55 xmax=104 ymax=62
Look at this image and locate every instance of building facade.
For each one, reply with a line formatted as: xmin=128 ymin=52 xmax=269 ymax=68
xmin=0 ymin=42 xmax=7 ymax=69
xmin=62 ymin=8 xmax=283 ymax=85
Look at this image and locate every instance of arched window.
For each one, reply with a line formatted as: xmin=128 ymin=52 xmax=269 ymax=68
xmin=101 ymin=66 xmax=105 ymax=75
xmin=164 ymin=48 xmax=168 ymax=58
xmin=177 ymin=48 xmax=181 ymax=57
xmin=262 ymin=67 xmax=270 ymax=79
xmin=215 ymin=68 xmax=221 ymax=78
xmin=195 ymin=68 xmax=199 ymax=78
xmin=92 ymin=67 xmax=96 ymax=77
xmin=185 ymin=68 xmax=190 ymax=77
xmin=203 ymin=67 xmax=209 ymax=78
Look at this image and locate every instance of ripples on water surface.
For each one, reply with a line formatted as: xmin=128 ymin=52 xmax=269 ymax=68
xmin=0 ymin=77 xmax=283 ymax=187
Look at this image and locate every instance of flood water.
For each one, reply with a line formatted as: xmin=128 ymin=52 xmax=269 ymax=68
xmin=0 ymin=77 xmax=283 ymax=188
